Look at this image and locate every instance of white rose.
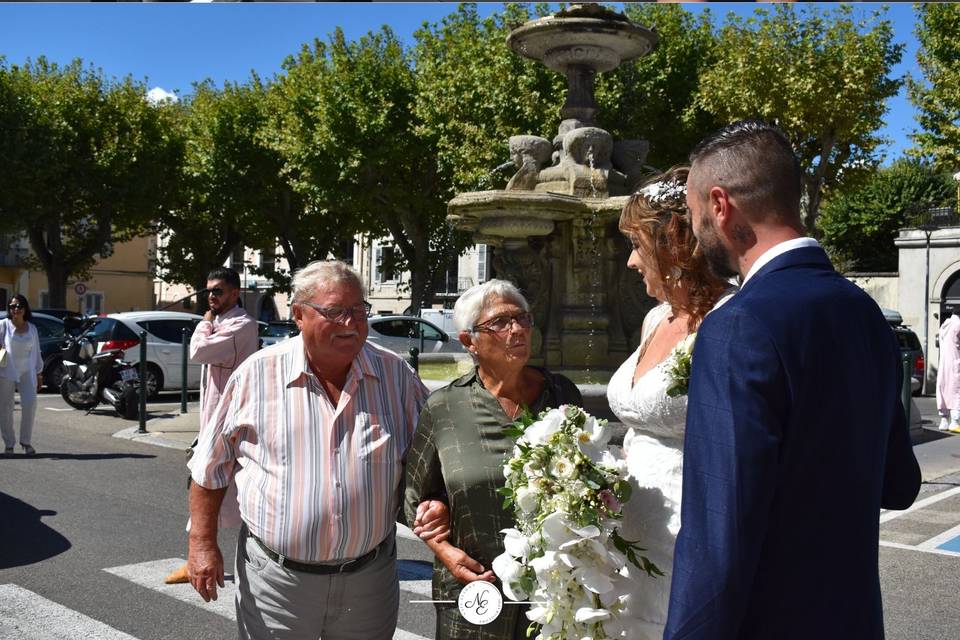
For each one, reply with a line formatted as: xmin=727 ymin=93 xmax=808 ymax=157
xmin=550 ymin=456 xmax=578 ymax=480
xmin=516 ymin=485 xmax=539 ymax=514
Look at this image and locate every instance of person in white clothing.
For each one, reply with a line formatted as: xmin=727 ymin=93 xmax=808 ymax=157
xmin=1 ymin=294 xmax=44 ymax=456
xmin=605 ymin=167 xmax=736 ymax=639
xmin=164 ymin=267 xmax=259 ymax=584
xmin=936 ymin=309 xmax=960 ymax=432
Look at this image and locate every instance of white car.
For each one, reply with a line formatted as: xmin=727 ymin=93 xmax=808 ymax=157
xmin=366 ymin=315 xmax=465 ymax=356
xmin=86 ymin=311 xmax=203 ymax=398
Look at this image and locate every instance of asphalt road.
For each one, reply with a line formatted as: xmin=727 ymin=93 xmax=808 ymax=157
xmin=1 ymin=392 xmax=958 ymax=639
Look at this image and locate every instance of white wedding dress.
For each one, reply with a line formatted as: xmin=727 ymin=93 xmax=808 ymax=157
xmin=606 ymin=295 xmax=731 ymax=640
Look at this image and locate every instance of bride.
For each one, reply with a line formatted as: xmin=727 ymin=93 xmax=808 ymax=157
xmin=608 ymin=167 xmax=734 ymax=639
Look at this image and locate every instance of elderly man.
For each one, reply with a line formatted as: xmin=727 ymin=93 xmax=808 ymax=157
xmin=165 ymin=266 xmax=258 ymax=584
xmin=187 ymin=260 xmax=429 ymax=640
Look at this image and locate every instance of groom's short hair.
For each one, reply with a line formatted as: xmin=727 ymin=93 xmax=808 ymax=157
xmin=689 ymin=120 xmax=802 ymax=225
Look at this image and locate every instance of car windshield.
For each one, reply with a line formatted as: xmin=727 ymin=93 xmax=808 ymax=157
xmin=264 ymin=323 xmax=297 ymax=337
xmin=894 ymin=330 xmax=921 ymax=351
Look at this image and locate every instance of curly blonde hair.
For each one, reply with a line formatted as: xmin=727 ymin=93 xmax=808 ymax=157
xmin=619 ymin=166 xmax=729 ymax=332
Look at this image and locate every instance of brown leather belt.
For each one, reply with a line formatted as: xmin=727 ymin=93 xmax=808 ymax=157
xmin=246 ymin=528 xmax=387 ymax=575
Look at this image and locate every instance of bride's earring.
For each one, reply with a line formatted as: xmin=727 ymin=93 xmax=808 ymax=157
xmin=671 ymin=267 xmax=682 ymax=287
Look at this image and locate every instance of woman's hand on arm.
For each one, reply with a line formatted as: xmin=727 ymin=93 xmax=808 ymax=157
xmin=414 ymin=499 xmax=450 ymax=543
xmin=426 ymin=538 xmax=495 ymax=585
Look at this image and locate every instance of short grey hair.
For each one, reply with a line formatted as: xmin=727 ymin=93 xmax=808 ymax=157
xmin=453 ymin=279 xmax=530 ymax=334
xmin=291 ymin=260 xmax=363 ymax=304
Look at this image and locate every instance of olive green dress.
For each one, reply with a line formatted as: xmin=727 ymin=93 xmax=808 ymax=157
xmin=404 ymin=366 xmax=583 ymax=640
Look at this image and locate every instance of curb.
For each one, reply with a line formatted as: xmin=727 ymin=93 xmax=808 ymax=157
xmin=112 ymin=426 xmax=192 ymax=451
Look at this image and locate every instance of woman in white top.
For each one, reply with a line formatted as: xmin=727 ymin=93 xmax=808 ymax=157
xmin=1 ymin=294 xmax=44 ymax=456
xmin=606 ymin=167 xmax=735 ymax=639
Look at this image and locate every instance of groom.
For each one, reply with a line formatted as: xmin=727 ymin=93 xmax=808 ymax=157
xmin=665 ymin=120 xmax=921 ymax=639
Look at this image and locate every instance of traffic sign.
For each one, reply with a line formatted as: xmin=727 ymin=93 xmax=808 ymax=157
xmin=74 ymin=283 xmax=87 ymax=296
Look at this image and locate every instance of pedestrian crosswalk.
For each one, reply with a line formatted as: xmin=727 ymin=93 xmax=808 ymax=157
xmin=880 ymin=484 xmax=960 ymax=558
xmin=1 ymin=556 xmax=434 ymax=640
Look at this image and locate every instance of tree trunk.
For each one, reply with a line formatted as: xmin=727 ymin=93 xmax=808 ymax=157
xmin=46 ymin=259 xmax=69 ymax=310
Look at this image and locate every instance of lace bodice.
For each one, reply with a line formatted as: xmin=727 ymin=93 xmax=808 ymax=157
xmin=607 ymin=302 xmax=688 ymax=445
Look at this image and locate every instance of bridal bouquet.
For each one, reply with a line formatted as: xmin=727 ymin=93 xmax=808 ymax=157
xmin=492 ymin=405 xmax=661 ymax=640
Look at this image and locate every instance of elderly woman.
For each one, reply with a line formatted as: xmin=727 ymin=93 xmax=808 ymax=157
xmin=404 ymin=279 xmax=582 ymax=640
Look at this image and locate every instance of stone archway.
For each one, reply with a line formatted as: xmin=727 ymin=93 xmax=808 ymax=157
xmin=941 ymin=270 xmax=960 ymax=322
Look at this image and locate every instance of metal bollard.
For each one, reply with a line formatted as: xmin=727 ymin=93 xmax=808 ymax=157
xmin=138 ymin=330 xmax=148 ymax=433
xmin=181 ymin=327 xmax=189 ymax=414
xmin=409 ymin=347 xmax=420 ymax=374
xmin=901 ymin=353 xmax=912 ymax=427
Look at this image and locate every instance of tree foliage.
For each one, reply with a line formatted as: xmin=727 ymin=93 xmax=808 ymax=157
xmin=696 ymin=4 xmax=903 ymax=235
xmin=0 ymin=57 xmax=180 ymax=307
xmin=598 ymin=2 xmax=720 ymax=170
xmin=818 ymin=158 xmax=956 ymax=272
xmin=908 ymin=3 xmax=960 ymax=171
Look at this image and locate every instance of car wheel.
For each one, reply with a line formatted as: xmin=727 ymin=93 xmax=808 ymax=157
xmin=144 ymin=363 xmax=163 ymax=400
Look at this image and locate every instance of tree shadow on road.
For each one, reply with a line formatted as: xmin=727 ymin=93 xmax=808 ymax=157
xmin=0 ymin=493 xmax=71 ymax=569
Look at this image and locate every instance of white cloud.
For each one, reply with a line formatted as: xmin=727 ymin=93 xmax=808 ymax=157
xmin=146 ymin=87 xmax=179 ymax=105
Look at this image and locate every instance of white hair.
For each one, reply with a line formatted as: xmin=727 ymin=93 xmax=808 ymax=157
xmin=453 ymin=279 xmax=530 ymax=334
xmin=291 ymin=260 xmax=363 ymax=303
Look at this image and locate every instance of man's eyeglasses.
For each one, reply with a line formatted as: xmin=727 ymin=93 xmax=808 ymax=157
xmin=473 ymin=312 xmax=533 ymax=334
xmin=207 ymin=288 xmax=225 ymax=298
xmin=300 ymin=300 xmax=372 ymax=324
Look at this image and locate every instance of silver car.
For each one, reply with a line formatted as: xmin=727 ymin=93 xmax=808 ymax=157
xmin=366 ymin=316 xmax=464 ymax=356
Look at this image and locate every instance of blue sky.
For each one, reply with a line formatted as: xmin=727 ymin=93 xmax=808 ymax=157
xmin=0 ymin=2 xmax=922 ymax=163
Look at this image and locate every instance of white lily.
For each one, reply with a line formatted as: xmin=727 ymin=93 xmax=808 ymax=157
xmin=522 ymin=408 xmax=564 ymax=445
xmin=574 ymin=606 xmax=612 ymax=624
xmin=501 ymin=528 xmax=531 ymax=560
xmin=492 ymin=552 xmax=529 ymax=601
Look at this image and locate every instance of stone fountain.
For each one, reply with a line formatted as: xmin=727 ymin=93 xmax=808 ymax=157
xmin=447 ymin=4 xmax=659 ymax=369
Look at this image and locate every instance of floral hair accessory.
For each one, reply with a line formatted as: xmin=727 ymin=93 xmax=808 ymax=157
xmin=638 ymin=179 xmax=686 ymax=204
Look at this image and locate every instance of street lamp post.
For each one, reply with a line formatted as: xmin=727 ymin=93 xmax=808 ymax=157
xmin=918 ymin=220 xmax=939 ymax=395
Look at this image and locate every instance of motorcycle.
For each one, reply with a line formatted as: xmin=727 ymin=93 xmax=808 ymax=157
xmin=59 ymin=319 xmax=141 ymax=420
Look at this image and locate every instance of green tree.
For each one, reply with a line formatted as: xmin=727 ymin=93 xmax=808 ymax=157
xmin=598 ymin=2 xmax=721 ymax=170
xmin=908 ymin=3 xmax=960 ymax=172
xmin=412 ymin=2 xmax=562 ymax=194
xmin=818 ymin=158 xmax=955 ymax=271
xmin=0 ymin=57 xmax=180 ymax=308
xmin=696 ymin=4 xmax=903 ymax=235
xmin=273 ymin=26 xmax=475 ymax=312
xmin=156 ymin=78 xmax=278 ymax=312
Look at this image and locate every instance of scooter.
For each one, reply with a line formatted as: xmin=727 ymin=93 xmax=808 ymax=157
xmin=59 ymin=324 xmax=140 ymax=420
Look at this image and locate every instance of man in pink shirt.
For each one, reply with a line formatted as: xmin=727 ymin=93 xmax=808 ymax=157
xmin=165 ymin=266 xmax=259 ymax=584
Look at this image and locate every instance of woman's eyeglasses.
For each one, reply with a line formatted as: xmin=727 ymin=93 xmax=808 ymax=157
xmin=7 ymin=304 xmax=23 ymax=311
xmin=473 ymin=312 xmax=533 ymax=334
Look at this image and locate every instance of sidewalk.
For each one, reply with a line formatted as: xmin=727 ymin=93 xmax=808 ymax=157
xmin=112 ymin=390 xmax=960 ymax=481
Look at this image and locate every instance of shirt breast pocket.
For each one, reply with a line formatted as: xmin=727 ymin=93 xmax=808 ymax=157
xmin=357 ymin=411 xmax=394 ymax=463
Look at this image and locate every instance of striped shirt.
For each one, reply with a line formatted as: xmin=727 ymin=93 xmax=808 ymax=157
xmin=189 ymin=335 xmax=429 ymax=563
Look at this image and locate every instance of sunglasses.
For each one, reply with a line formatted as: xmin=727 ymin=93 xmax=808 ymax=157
xmin=207 ymin=288 xmax=225 ymax=297
xmin=8 ymin=304 xmax=23 ymax=311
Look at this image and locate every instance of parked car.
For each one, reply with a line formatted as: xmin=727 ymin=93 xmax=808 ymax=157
xmin=258 ymin=320 xmax=300 ymax=348
xmin=892 ymin=325 xmax=924 ymax=395
xmin=0 ymin=311 xmax=68 ymax=391
xmin=73 ymin=311 xmax=203 ymax=398
xmin=366 ymin=315 xmax=465 ymax=356
xmin=34 ymin=308 xmax=86 ymax=323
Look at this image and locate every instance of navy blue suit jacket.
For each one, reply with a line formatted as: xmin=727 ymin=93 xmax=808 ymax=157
xmin=664 ymin=246 xmax=921 ymax=640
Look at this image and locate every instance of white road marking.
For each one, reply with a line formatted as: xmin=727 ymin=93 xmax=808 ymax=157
xmin=103 ymin=558 xmax=237 ymax=620
xmin=44 ymin=408 xmax=75 ymax=412
xmin=879 ymin=486 xmax=960 ymax=523
xmin=917 ymin=521 xmax=960 ymax=550
xmin=396 ymin=522 xmax=419 ymax=541
xmin=103 ymin=558 xmax=432 ymax=640
xmin=879 ymin=539 xmax=960 ymax=558
xmin=0 ymin=583 xmax=139 ymax=640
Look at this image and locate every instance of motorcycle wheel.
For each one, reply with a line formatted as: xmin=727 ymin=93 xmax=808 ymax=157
xmin=118 ymin=385 xmax=140 ymax=420
xmin=60 ymin=378 xmax=99 ymax=410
